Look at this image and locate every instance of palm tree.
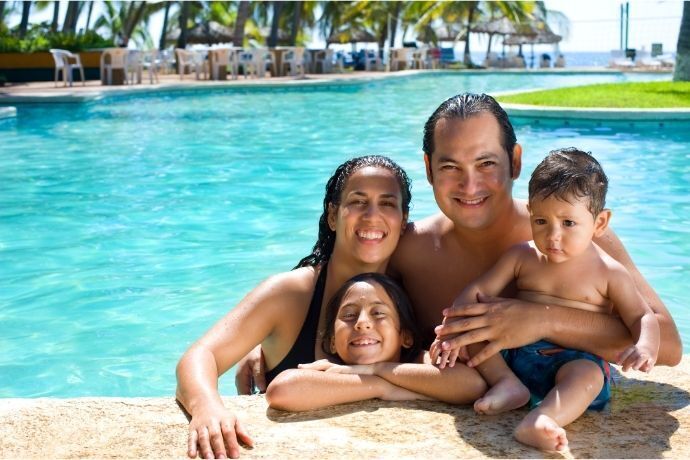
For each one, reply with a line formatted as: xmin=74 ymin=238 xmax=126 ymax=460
xmin=50 ymin=0 xmax=59 ymax=32
xmin=233 ymin=0 xmax=250 ymax=46
xmin=674 ymin=1 xmax=690 ymax=81
xmin=62 ymin=1 xmax=84 ymax=34
xmin=159 ymin=1 xmax=171 ymax=50
xmin=18 ymin=0 xmax=31 ymax=38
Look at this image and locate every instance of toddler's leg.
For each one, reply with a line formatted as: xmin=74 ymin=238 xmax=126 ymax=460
xmin=514 ymin=359 xmax=604 ymax=451
xmin=469 ymin=343 xmax=529 ymax=415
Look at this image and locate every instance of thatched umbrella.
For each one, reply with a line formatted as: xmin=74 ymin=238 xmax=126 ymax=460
xmin=166 ymin=21 xmax=235 ymax=45
xmin=327 ymin=29 xmax=377 ymax=46
xmin=416 ymin=24 xmax=467 ymax=46
xmin=504 ymin=22 xmax=561 ymax=67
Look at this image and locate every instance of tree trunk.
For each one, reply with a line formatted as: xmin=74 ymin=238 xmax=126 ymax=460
xmin=268 ymin=1 xmax=284 ymax=48
xmin=233 ymin=1 xmax=250 ymax=47
xmin=289 ymin=1 xmax=302 ymax=46
xmin=0 ymin=1 xmax=6 ymax=26
xmin=123 ymin=1 xmax=147 ymax=46
xmin=389 ymin=2 xmax=402 ymax=48
xmin=51 ymin=1 xmax=59 ymax=32
xmin=84 ymin=0 xmax=94 ymax=32
xmin=19 ymin=0 xmax=31 ymax=38
xmin=62 ymin=1 xmax=81 ymax=34
xmin=177 ymin=1 xmax=190 ymax=49
xmin=463 ymin=2 xmax=477 ymax=66
xmin=485 ymin=33 xmax=494 ymax=62
xmin=673 ymin=2 xmax=690 ymax=81
xmin=159 ymin=1 xmax=171 ymax=50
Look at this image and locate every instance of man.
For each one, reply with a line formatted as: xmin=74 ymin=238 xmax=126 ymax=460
xmin=388 ymin=93 xmax=681 ymax=368
xmin=236 ymin=93 xmax=681 ymax=393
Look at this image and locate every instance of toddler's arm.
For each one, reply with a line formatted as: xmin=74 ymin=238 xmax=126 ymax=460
xmin=608 ymin=265 xmax=660 ymax=372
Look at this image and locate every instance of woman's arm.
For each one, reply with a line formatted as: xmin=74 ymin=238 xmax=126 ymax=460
xmin=265 ymin=367 xmax=427 ymax=412
xmin=176 ymin=269 xmax=312 ymax=458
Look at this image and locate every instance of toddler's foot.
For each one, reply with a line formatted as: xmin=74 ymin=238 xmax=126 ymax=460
xmin=514 ymin=412 xmax=568 ymax=452
xmin=473 ymin=376 xmax=530 ymax=415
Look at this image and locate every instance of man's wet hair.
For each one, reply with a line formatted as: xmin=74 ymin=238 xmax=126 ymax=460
xmin=294 ymin=155 xmax=411 ymax=269
xmin=528 ymin=147 xmax=609 ymax=217
xmin=422 ymin=93 xmax=517 ymax=172
xmin=321 ymin=272 xmax=423 ymax=364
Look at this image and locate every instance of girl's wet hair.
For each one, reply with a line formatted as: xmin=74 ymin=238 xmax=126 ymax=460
xmin=294 ymin=155 xmax=412 ymax=269
xmin=321 ymin=272 xmax=423 ymax=364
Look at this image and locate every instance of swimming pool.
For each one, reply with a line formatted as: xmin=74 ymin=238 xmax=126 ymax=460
xmin=1 ymin=71 xmax=687 ymax=397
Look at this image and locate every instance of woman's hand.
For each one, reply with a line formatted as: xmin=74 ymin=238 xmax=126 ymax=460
xmin=187 ymin=402 xmax=253 ymax=459
xmin=234 ymin=345 xmax=266 ymax=395
xmin=433 ymin=294 xmax=543 ymax=367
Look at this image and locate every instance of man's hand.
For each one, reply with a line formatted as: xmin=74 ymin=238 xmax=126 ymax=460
xmin=187 ymin=401 xmax=253 ymax=459
xmin=234 ymin=345 xmax=266 ymax=395
xmin=433 ymin=294 xmax=542 ymax=367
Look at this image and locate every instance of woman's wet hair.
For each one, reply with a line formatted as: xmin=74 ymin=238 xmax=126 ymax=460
xmin=294 ymin=155 xmax=411 ymax=269
xmin=321 ymin=272 xmax=423 ymax=364
xmin=529 ymin=147 xmax=608 ymax=217
xmin=422 ymin=93 xmax=517 ymax=174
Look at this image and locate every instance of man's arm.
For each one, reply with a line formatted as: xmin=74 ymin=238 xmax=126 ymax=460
xmin=595 ymin=228 xmax=681 ymax=366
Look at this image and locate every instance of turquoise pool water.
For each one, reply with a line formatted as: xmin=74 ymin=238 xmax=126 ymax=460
xmin=1 ymin=72 xmax=687 ymax=397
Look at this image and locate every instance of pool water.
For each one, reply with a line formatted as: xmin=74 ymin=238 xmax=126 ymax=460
xmin=1 ymin=71 xmax=687 ymax=397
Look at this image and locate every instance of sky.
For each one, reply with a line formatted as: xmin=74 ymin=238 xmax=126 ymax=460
xmin=6 ymin=0 xmax=685 ymax=53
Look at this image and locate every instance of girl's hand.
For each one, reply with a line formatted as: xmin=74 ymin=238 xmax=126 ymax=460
xmin=187 ymin=402 xmax=253 ymax=459
xmin=298 ymin=360 xmax=375 ymax=375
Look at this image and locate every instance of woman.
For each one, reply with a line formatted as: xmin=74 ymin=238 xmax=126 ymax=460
xmin=176 ymin=155 xmax=484 ymax=459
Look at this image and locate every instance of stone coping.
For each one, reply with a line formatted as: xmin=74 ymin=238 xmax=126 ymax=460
xmin=2 ymin=356 xmax=689 ymax=459
xmin=0 ymin=106 xmax=16 ymax=119
xmin=503 ymin=103 xmax=690 ymax=122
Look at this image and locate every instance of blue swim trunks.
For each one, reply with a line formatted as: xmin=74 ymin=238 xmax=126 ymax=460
xmin=501 ymin=340 xmax=611 ymax=411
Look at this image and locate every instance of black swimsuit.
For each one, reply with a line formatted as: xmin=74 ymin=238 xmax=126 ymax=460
xmin=264 ymin=265 xmax=327 ymax=386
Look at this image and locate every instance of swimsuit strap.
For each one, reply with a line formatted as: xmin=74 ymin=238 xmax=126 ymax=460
xmin=264 ymin=263 xmax=327 ymax=386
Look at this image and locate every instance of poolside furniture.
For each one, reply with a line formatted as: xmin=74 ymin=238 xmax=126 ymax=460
xmin=100 ymin=48 xmax=129 ymax=85
xmin=390 ymin=48 xmax=414 ymax=71
xmin=363 ymin=49 xmax=381 ymax=71
xmin=635 ymin=50 xmax=662 ymax=70
xmin=439 ymin=48 xmax=457 ymax=68
xmin=175 ymin=48 xmax=207 ymax=80
xmin=282 ymin=47 xmax=306 ymax=77
xmin=608 ymin=49 xmax=635 ymax=70
xmin=412 ymin=48 xmax=429 ymax=69
xmin=126 ymin=50 xmax=144 ymax=84
xmin=539 ymin=53 xmax=552 ymax=68
xmin=209 ymin=48 xmax=237 ymax=80
xmin=49 ymin=49 xmax=85 ymax=87
xmin=137 ymin=50 xmax=161 ymax=84
xmin=313 ymin=49 xmax=335 ymax=73
xmin=554 ymin=54 xmax=566 ymax=68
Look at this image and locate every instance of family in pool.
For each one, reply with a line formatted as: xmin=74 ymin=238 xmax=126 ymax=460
xmin=175 ymin=93 xmax=682 ymax=458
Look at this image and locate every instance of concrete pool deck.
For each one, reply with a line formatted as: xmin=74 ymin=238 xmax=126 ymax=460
xmin=2 ymin=357 xmax=689 ymax=458
xmin=2 ymin=68 xmax=686 ymax=124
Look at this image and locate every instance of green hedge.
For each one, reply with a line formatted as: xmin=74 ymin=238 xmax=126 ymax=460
xmin=0 ymin=24 xmax=114 ymax=53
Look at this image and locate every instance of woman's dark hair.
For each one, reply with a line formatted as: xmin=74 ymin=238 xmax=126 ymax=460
xmin=529 ymin=147 xmax=608 ymax=216
xmin=294 ymin=155 xmax=412 ymax=269
xmin=422 ymin=93 xmax=517 ymax=174
xmin=321 ymin=272 xmax=423 ymax=364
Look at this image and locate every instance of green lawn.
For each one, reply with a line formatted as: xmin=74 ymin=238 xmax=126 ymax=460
xmin=497 ymin=81 xmax=690 ymax=108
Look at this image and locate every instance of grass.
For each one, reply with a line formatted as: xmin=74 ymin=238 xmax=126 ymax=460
xmin=496 ymin=81 xmax=690 ymax=108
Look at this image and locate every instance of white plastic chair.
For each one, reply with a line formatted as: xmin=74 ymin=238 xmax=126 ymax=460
xmin=210 ymin=48 xmax=237 ymax=80
xmin=49 ymin=49 xmax=85 ymax=87
xmin=363 ymin=49 xmax=381 ymax=71
xmin=390 ymin=48 xmax=413 ymax=71
xmin=313 ymin=49 xmax=334 ymax=73
xmin=282 ymin=47 xmax=305 ymax=77
xmin=126 ymin=50 xmax=144 ymax=84
xmin=100 ymin=48 xmax=128 ymax=85
xmin=141 ymin=50 xmax=160 ymax=83
xmin=412 ymin=48 xmax=428 ymax=69
xmin=176 ymin=48 xmax=207 ymax=80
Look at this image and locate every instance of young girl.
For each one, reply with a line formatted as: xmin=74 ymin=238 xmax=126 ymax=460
xmin=266 ymin=272 xmax=487 ymax=411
